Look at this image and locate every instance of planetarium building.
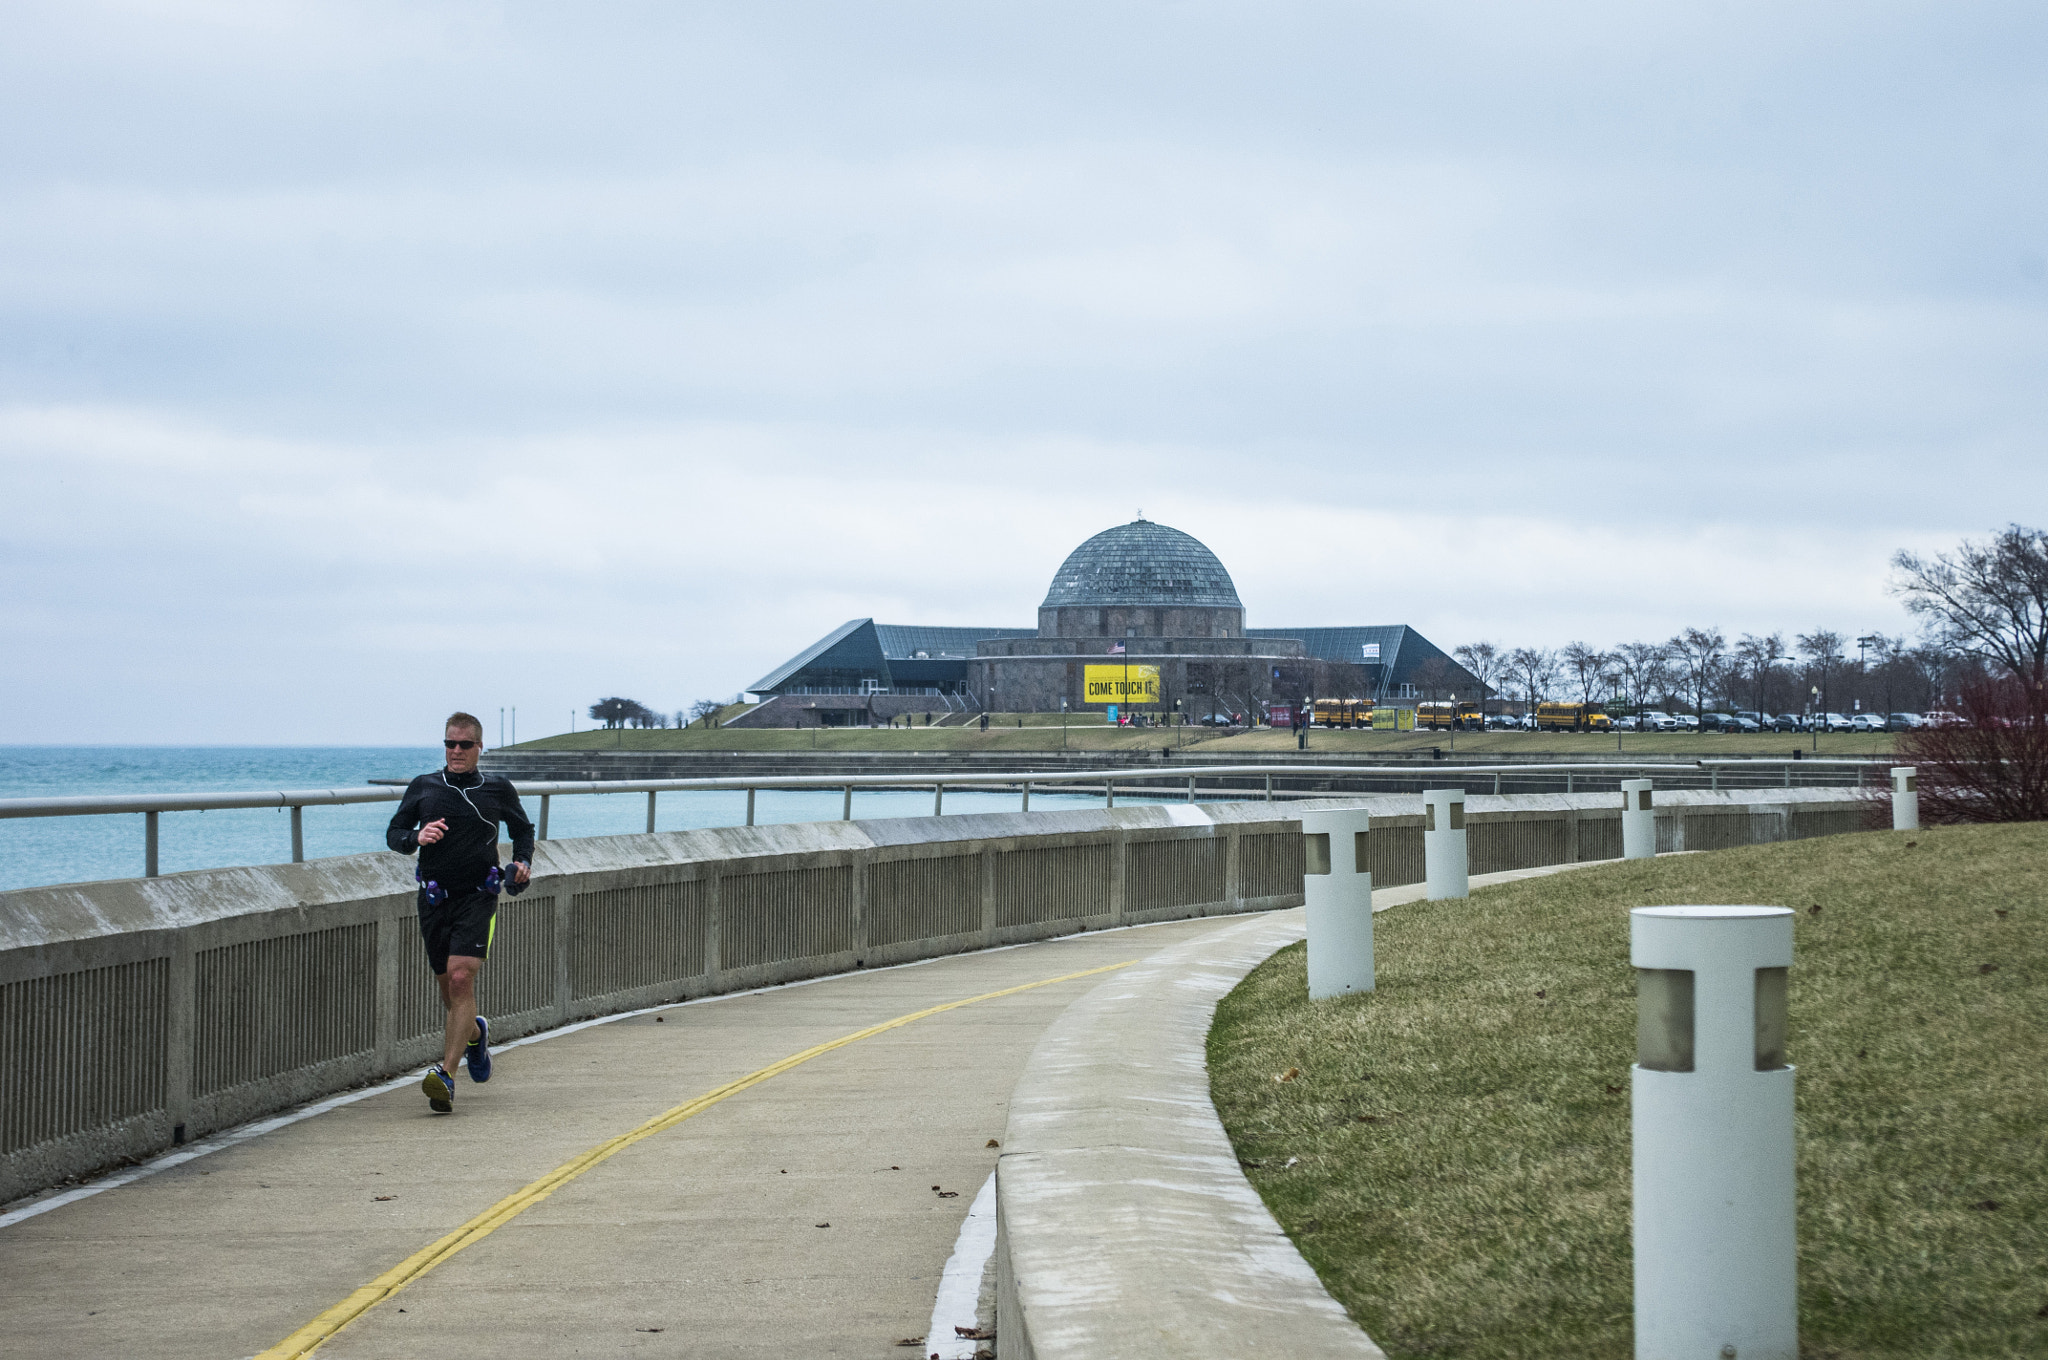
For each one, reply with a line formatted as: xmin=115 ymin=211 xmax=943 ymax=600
xmin=746 ymin=519 xmax=1479 ymax=718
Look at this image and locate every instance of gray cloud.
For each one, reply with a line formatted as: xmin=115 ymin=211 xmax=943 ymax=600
xmin=1 ymin=1 xmax=2041 ymax=741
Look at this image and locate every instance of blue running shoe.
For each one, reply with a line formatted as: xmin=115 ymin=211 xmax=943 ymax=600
xmin=422 ymin=1064 xmax=454 ymax=1113
xmin=466 ymin=1015 xmax=492 ymax=1083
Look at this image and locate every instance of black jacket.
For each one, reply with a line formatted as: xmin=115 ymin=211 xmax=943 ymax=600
xmin=386 ymin=769 xmax=536 ymax=894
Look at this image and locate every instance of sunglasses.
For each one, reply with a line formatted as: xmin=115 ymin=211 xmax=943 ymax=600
xmin=444 ymin=739 xmax=478 ymax=750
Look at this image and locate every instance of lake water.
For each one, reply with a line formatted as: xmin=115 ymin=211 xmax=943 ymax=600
xmin=0 ymin=747 xmax=1122 ymax=893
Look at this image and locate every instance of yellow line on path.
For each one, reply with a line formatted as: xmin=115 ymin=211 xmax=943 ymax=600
xmin=256 ymin=959 xmax=1135 ymax=1359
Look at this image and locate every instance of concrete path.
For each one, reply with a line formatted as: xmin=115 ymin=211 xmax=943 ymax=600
xmin=0 ymin=915 xmax=1249 ymax=1360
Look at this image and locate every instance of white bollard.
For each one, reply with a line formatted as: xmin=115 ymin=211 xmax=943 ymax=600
xmin=1621 ymin=778 xmax=1656 ymax=860
xmin=1302 ymin=808 xmax=1373 ymax=998
xmin=1421 ymin=788 xmax=1468 ymax=900
xmin=1632 ymin=906 xmax=1797 ymax=1360
xmin=1891 ymin=766 xmax=1919 ymax=831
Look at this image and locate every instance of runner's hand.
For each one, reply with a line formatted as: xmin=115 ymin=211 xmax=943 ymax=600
xmin=417 ymin=818 xmax=449 ymax=846
xmin=512 ymin=861 xmax=530 ymax=885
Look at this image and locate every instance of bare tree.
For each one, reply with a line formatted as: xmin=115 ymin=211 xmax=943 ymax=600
xmin=1733 ymin=633 xmax=1785 ymax=718
xmin=1897 ymin=678 xmax=2048 ymax=822
xmin=689 ymin=698 xmax=725 ymax=728
xmin=1452 ymin=642 xmax=1505 ymax=702
xmin=1612 ymin=641 xmax=1667 ymax=712
xmin=1858 ymin=634 xmax=1908 ymax=721
xmin=1909 ymin=643 xmax=1962 ymax=710
xmin=1892 ymin=524 xmax=2048 ymax=694
xmin=1797 ymin=630 xmax=1844 ymax=715
xmin=1507 ymin=647 xmax=1557 ymax=713
xmin=1667 ymin=628 xmax=1727 ymax=718
xmin=1560 ymin=641 xmax=1610 ymax=704
xmin=1413 ymin=656 xmax=1453 ymax=706
xmin=1322 ymin=659 xmax=1373 ymax=701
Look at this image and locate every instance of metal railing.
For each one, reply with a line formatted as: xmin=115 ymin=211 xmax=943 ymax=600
xmin=0 ymin=759 xmax=1883 ymax=879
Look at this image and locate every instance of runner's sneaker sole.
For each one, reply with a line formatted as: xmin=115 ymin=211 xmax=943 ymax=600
xmin=466 ymin=1015 xmax=492 ymax=1083
xmin=422 ymin=1066 xmax=454 ymax=1113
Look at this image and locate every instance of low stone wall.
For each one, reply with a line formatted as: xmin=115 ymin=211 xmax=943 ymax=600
xmin=0 ymin=804 xmax=1304 ymax=1204
xmin=0 ymin=787 xmax=1861 ymax=1206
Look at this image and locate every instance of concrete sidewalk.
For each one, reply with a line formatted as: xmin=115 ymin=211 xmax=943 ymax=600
xmin=0 ymin=914 xmax=1252 ymax=1360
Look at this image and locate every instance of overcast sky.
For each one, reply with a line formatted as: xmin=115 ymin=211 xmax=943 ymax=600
xmin=3 ymin=2 xmax=2042 ymax=744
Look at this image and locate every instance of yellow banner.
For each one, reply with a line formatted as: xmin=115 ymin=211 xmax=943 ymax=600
xmin=1372 ymin=707 xmax=1416 ymax=731
xmin=1084 ymin=664 xmax=1160 ymax=705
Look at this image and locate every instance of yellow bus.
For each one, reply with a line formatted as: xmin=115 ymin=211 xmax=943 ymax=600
xmin=1536 ymin=702 xmax=1611 ymax=732
xmin=1312 ymin=698 xmax=1373 ymax=729
xmin=1416 ymin=701 xmax=1484 ymax=731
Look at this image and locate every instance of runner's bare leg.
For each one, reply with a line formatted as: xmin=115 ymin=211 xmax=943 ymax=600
xmin=439 ymin=955 xmax=483 ymax=1075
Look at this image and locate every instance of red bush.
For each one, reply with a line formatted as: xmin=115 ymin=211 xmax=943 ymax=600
xmin=1896 ymin=679 xmax=2048 ymax=823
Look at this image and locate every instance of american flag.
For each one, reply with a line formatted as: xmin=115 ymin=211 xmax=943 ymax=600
xmin=1110 ymin=640 xmax=1126 ymax=654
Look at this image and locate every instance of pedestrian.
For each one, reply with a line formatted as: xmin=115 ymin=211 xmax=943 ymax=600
xmin=386 ymin=711 xmax=535 ymax=1114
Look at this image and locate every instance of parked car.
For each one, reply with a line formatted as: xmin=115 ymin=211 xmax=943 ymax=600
xmin=1887 ymin=712 xmax=1923 ymax=731
xmin=1675 ymin=714 xmax=1701 ymax=731
xmin=1849 ymin=713 xmax=1888 ymax=733
xmin=1640 ymin=711 xmax=1679 ymax=731
xmin=1770 ymin=713 xmax=1806 ymax=732
xmin=1699 ymin=712 xmax=1740 ymax=732
xmin=1922 ymin=710 xmax=1963 ymax=728
xmin=1198 ymin=712 xmax=1240 ymax=727
xmin=1610 ymin=715 xmax=1641 ymax=731
xmin=1485 ymin=712 xmax=1521 ymax=730
xmin=1818 ymin=712 xmax=1855 ymax=732
xmin=1728 ymin=715 xmax=1763 ymax=733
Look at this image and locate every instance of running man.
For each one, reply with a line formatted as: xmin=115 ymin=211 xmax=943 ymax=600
xmin=386 ymin=711 xmax=535 ymax=1113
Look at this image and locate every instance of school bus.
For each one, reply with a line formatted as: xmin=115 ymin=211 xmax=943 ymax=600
xmin=1536 ymin=702 xmax=1612 ymax=732
xmin=1415 ymin=701 xmax=1484 ymax=731
xmin=1312 ymin=698 xmax=1373 ymax=729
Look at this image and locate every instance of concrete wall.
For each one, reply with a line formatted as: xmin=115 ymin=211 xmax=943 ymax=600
xmin=0 ymin=804 xmax=1305 ymax=1204
xmin=0 ymin=787 xmax=1862 ymax=1206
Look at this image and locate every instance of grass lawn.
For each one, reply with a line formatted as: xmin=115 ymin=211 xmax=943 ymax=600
xmin=506 ymin=720 xmax=1894 ymax=760
xmin=1208 ymin=825 xmax=2046 ymax=1357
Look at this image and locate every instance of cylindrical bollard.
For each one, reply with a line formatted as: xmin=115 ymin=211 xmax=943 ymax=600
xmin=1632 ymin=906 xmax=1797 ymax=1360
xmin=1891 ymin=766 xmax=1919 ymax=831
xmin=1302 ymin=808 xmax=1373 ymax=998
xmin=1621 ymin=779 xmax=1655 ymax=860
xmin=1421 ymin=788 xmax=1468 ymax=899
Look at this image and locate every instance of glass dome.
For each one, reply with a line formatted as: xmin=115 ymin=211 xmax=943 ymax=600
xmin=1040 ymin=519 xmax=1242 ymax=609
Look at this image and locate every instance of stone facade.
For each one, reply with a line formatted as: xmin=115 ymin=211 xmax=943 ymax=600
xmin=1035 ymin=604 xmax=1243 ymax=639
xmin=955 ymin=519 xmax=1308 ymax=715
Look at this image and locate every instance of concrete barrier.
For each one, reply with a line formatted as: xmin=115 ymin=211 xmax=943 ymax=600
xmin=1422 ymin=788 xmax=1469 ymax=899
xmin=0 ymin=787 xmax=1864 ymax=1205
xmin=1891 ymin=766 xmax=1919 ymax=831
xmin=1622 ymin=778 xmax=1655 ymax=860
xmin=1301 ymin=807 xmax=1372 ymax=999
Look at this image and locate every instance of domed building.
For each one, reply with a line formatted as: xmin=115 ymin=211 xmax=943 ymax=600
xmin=743 ymin=518 xmax=1479 ymax=724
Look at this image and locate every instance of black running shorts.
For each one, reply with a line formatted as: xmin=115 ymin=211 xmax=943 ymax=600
xmin=419 ymin=891 xmax=497 ymax=975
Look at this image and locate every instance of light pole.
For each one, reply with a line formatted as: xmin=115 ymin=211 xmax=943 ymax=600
xmin=1810 ymin=685 xmax=1820 ymax=753
xmin=1855 ymin=633 xmax=1879 ymax=721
